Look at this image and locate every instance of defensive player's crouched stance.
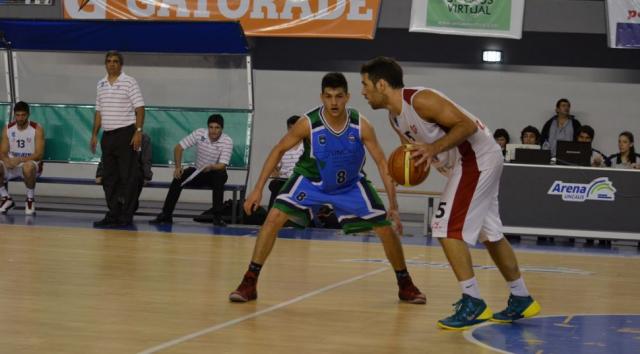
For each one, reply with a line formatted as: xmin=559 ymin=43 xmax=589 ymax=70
xmin=229 ymin=73 xmax=426 ymax=305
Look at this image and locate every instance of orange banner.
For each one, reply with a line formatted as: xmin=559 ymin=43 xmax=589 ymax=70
xmin=63 ymin=0 xmax=381 ymax=39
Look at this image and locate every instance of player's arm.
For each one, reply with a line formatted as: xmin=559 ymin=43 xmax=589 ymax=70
xmin=28 ymin=125 xmax=45 ymax=162
xmin=410 ymin=90 xmax=477 ymax=165
xmin=0 ymin=126 xmax=9 ymax=164
xmin=361 ymin=117 xmax=403 ymax=233
xmin=388 ymin=116 xmax=411 ymax=146
xmin=244 ymin=116 xmax=309 ymax=213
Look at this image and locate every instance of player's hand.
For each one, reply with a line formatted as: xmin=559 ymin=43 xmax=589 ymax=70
xmin=90 ymin=135 xmax=98 ymax=154
xmin=95 ymin=176 xmax=102 ymax=185
xmin=388 ymin=209 xmax=403 ymax=235
xmin=131 ymin=131 xmax=142 ymax=151
xmin=243 ymin=189 xmax=262 ymax=215
xmin=173 ymin=166 xmax=183 ymax=179
xmin=406 ymin=143 xmax=436 ymax=171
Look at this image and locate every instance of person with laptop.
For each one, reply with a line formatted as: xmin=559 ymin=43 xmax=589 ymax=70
xmin=506 ymin=126 xmax=548 ymax=164
xmin=520 ymin=126 xmax=541 ymax=145
xmin=540 ymin=98 xmax=582 ymax=157
xmin=576 ymin=125 xmax=608 ymax=167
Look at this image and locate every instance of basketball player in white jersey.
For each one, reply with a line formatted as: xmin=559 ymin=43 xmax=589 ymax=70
xmin=0 ymin=101 xmax=45 ymax=215
xmin=360 ymin=57 xmax=540 ymax=330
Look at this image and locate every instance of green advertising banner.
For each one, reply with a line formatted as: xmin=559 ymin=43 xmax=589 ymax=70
xmin=410 ymin=0 xmax=525 ymax=39
xmin=1 ymin=103 xmax=251 ymax=168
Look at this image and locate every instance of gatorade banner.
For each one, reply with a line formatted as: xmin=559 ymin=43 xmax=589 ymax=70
xmin=605 ymin=0 xmax=640 ymax=48
xmin=409 ymin=0 xmax=525 ymax=39
xmin=63 ymin=0 xmax=381 ymax=39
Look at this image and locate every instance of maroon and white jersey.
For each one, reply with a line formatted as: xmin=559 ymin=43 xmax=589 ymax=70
xmin=390 ymin=87 xmax=501 ymax=171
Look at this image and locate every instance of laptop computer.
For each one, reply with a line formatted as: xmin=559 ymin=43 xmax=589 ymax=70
xmin=556 ymin=141 xmax=591 ymax=167
xmin=505 ymin=144 xmax=541 ymax=162
xmin=512 ymin=148 xmax=551 ymax=165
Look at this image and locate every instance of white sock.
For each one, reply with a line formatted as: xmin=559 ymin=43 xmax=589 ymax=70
xmin=508 ymin=277 xmax=530 ymax=297
xmin=0 ymin=186 xmax=8 ymax=198
xmin=26 ymin=188 xmax=34 ymax=199
xmin=460 ymin=277 xmax=482 ymax=299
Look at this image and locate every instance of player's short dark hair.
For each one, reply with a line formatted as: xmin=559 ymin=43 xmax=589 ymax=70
xmin=321 ymin=72 xmax=348 ymax=93
xmin=493 ymin=128 xmax=510 ymax=143
xmin=520 ymin=125 xmax=541 ymax=142
xmin=360 ymin=56 xmax=404 ymax=89
xmin=286 ymin=115 xmax=300 ymax=127
xmin=105 ymin=50 xmax=124 ymax=65
xmin=208 ymin=114 xmax=224 ymax=129
xmin=13 ymin=101 xmax=29 ymax=114
xmin=578 ymin=125 xmax=595 ymax=140
xmin=556 ymin=98 xmax=570 ymax=108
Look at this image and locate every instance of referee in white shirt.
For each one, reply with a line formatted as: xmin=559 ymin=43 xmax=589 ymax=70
xmin=90 ymin=51 xmax=145 ymax=227
xmin=149 ymin=114 xmax=233 ymax=226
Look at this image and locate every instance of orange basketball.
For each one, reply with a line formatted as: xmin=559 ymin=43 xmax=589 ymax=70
xmin=388 ymin=144 xmax=429 ymax=187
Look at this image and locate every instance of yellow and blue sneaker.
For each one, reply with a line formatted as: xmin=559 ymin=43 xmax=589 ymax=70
xmin=437 ymin=294 xmax=493 ymax=330
xmin=491 ymin=294 xmax=541 ymax=323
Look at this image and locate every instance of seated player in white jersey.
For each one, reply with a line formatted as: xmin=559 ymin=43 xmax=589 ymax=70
xmin=360 ymin=57 xmax=540 ymax=330
xmin=0 ymin=101 xmax=45 ymax=215
xmin=229 ymin=72 xmax=426 ymax=305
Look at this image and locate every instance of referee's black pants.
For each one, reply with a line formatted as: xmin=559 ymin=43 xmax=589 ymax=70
xmin=100 ymin=124 xmax=141 ymax=223
xmin=160 ymin=167 xmax=228 ymax=217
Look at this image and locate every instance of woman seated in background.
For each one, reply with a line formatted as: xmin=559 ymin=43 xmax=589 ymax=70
xmin=608 ymin=131 xmax=640 ymax=169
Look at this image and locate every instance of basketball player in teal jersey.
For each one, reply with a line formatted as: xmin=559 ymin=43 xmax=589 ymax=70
xmin=229 ymin=73 xmax=426 ymax=304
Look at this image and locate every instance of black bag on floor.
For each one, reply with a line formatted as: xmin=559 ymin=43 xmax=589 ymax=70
xmin=193 ymin=199 xmax=267 ymax=225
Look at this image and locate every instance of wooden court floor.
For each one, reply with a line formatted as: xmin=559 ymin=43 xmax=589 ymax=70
xmin=0 ymin=224 xmax=639 ymax=353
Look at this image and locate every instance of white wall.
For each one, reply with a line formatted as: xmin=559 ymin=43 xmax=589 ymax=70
xmin=19 ymin=63 xmax=640 ymax=214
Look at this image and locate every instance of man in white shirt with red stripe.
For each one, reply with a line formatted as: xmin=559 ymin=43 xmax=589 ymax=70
xmin=90 ymin=51 xmax=145 ymax=227
xmin=361 ymin=57 xmax=540 ymax=330
xmin=0 ymin=101 xmax=44 ymax=215
xmin=149 ymin=114 xmax=233 ymax=226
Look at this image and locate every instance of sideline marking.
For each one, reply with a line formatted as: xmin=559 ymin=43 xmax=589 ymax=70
xmin=137 ymin=267 xmax=388 ymax=354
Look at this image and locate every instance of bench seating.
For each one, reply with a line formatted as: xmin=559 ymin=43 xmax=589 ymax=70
xmin=14 ymin=176 xmax=246 ymax=224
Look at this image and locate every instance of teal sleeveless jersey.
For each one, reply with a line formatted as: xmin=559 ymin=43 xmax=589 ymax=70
xmin=293 ymin=106 xmax=365 ymax=194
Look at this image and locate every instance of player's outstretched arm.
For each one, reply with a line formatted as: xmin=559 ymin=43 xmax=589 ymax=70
xmin=244 ymin=116 xmax=309 ymax=215
xmin=409 ymin=90 xmax=477 ymax=166
xmin=360 ymin=116 xmax=402 ymax=234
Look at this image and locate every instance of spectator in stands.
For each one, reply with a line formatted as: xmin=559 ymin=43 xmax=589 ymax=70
xmin=576 ymin=125 xmax=608 ymax=167
xmin=268 ymin=115 xmax=303 ymax=209
xmin=520 ymin=126 xmax=541 ymax=145
xmin=541 ymin=98 xmax=582 ymax=156
xmin=574 ymin=125 xmax=610 ymax=247
xmin=96 ymin=132 xmax=152 ymax=211
xmin=0 ymin=101 xmax=44 ymax=215
xmin=493 ymin=128 xmax=510 ymax=158
xmin=91 ymin=50 xmax=145 ymax=227
xmin=608 ymin=131 xmax=640 ymax=169
xmin=149 ymin=114 xmax=232 ymax=226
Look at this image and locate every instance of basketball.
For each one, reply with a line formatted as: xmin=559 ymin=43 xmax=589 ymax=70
xmin=388 ymin=144 xmax=429 ymax=187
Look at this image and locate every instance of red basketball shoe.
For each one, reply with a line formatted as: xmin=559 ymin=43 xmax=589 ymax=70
xmin=229 ymin=271 xmax=258 ymax=302
xmin=398 ymin=276 xmax=427 ymax=304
